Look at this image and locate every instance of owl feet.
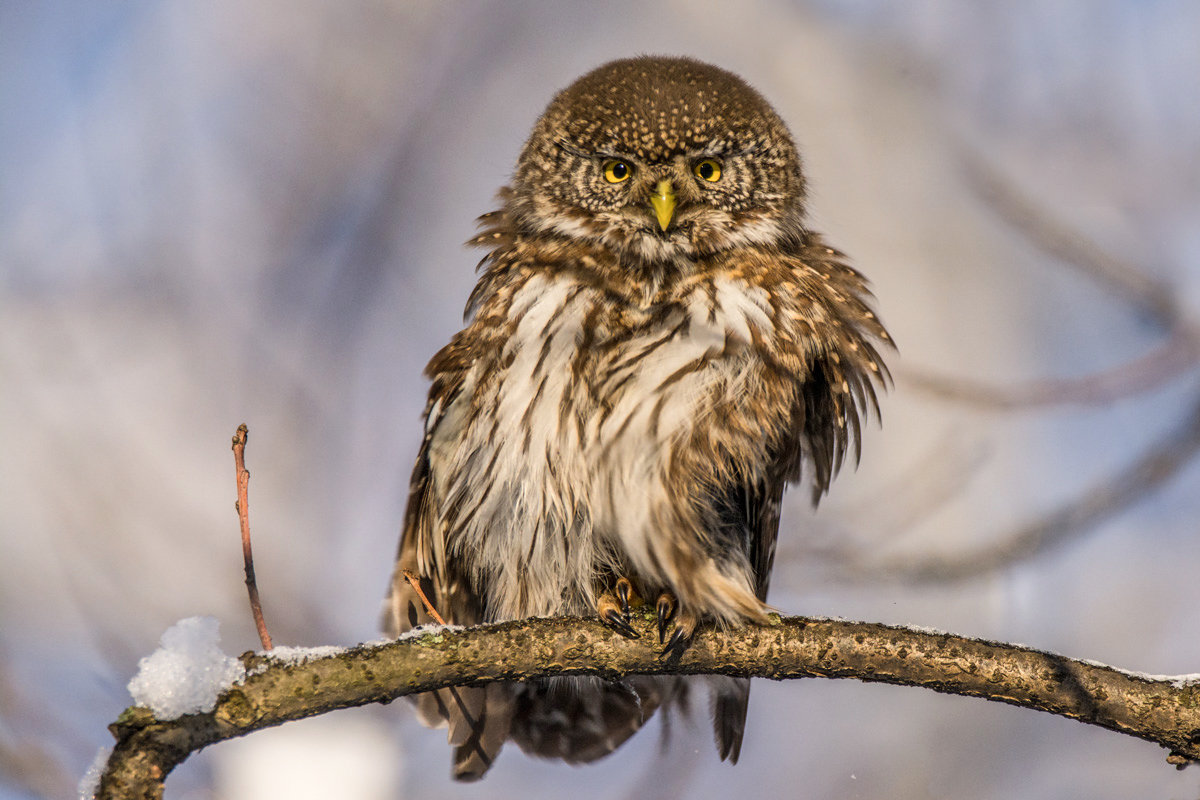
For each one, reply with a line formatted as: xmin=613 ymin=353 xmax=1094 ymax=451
xmin=655 ymin=591 xmax=698 ymax=656
xmin=597 ymin=577 xmax=640 ymax=639
xmin=596 ymin=581 xmax=698 ymax=652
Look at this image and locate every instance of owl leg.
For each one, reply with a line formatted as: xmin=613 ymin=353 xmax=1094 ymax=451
xmin=596 ymin=577 xmax=640 ymax=639
xmin=656 ymin=591 xmax=698 ymax=656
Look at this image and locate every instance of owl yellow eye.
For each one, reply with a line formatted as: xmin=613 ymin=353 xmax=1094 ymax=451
xmin=694 ymin=159 xmax=722 ymax=182
xmin=602 ymin=159 xmax=632 ymax=183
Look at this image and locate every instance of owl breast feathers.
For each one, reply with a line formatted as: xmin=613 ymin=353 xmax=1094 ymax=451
xmin=385 ymin=55 xmax=891 ymax=780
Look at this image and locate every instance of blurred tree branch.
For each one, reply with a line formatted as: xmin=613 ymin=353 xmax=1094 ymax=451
xmin=959 ymin=145 xmax=1181 ymax=328
xmin=826 ymin=390 xmax=1200 ymax=583
xmin=96 ymin=615 xmax=1200 ymax=799
xmin=813 ymin=146 xmax=1200 ymax=585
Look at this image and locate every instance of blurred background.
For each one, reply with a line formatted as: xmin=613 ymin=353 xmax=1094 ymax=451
xmin=4 ymin=1 xmax=1200 ymax=798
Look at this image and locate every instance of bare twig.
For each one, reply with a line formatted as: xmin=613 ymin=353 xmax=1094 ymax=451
xmin=95 ymin=615 xmax=1200 ymax=799
xmin=402 ymin=569 xmax=446 ymax=625
xmin=232 ymin=425 xmax=272 ymax=651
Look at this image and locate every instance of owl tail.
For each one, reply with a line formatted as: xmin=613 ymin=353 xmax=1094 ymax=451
xmin=444 ymin=684 xmax=515 ymax=780
xmin=508 ymin=675 xmax=685 ymax=764
xmin=401 ymin=683 xmax=515 ymax=780
xmin=710 ymin=676 xmax=750 ymax=763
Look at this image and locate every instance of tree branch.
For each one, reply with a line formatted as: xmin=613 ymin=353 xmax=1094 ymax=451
xmin=95 ymin=615 xmax=1200 ymax=799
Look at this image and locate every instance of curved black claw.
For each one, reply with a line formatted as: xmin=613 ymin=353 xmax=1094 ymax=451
xmin=616 ymin=577 xmax=633 ymax=617
xmin=655 ymin=592 xmax=677 ymax=644
xmin=659 ymin=604 xmax=697 ymax=659
xmin=662 ymin=625 xmax=690 ymax=658
xmin=602 ymin=606 xmax=640 ymax=639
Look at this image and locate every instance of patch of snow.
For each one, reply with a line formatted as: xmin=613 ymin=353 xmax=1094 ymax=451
xmin=243 ymin=637 xmax=426 ymax=679
xmin=263 ymin=645 xmax=345 ymax=665
xmin=127 ymin=616 xmax=245 ymax=720
xmin=901 ymin=624 xmax=954 ymax=637
xmin=394 ymin=623 xmax=463 ymax=641
xmin=1078 ymin=659 xmax=1200 ymax=687
xmin=77 ymin=746 xmax=111 ymax=799
xmin=356 ymin=637 xmax=396 ymax=649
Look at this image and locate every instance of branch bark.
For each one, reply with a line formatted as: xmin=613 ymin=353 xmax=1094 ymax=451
xmin=95 ymin=615 xmax=1200 ymax=799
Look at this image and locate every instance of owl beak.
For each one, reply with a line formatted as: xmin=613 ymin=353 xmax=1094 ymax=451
xmin=650 ymin=179 xmax=676 ymax=231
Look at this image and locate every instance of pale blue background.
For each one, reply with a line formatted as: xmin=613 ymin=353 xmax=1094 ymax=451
xmin=3 ymin=2 xmax=1199 ymax=797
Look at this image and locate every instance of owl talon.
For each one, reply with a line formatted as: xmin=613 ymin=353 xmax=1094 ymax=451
xmin=597 ymin=591 xmax=640 ymax=639
xmin=655 ymin=592 xmax=677 ymax=644
xmin=602 ymin=607 xmax=640 ymax=639
xmin=662 ymin=626 xmax=689 ymax=657
xmin=661 ymin=608 xmax=698 ymax=657
xmin=616 ymin=577 xmax=633 ymax=617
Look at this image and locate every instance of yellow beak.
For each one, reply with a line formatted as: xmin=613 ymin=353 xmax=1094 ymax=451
xmin=650 ymin=179 xmax=676 ymax=231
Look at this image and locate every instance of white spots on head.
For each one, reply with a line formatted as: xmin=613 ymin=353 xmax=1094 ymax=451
xmin=512 ymin=56 xmax=807 ymax=259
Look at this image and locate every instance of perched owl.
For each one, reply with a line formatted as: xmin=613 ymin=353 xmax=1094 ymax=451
xmin=385 ymin=55 xmax=891 ymax=780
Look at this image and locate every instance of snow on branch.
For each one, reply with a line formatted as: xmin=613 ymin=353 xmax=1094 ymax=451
xmin=93 ymin=614 xmax=1200 ymax=799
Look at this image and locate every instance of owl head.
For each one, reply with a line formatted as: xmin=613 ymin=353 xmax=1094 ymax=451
xmin=509 ymin=56 xmax=809 ymax=265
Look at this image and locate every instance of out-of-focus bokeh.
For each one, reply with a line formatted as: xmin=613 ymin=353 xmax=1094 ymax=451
xmin=4 ymin=2 xmax=1200 ymax=798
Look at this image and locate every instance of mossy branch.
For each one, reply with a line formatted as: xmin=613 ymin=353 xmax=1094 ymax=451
xmin=95 ymin=614 xmax=1200 ymax=799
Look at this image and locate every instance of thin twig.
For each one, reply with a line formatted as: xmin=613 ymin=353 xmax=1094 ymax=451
xmin=232 ymin=424 xmax=272 ymax=651
xmin=403 ymin=569 xmax=446 ymax=625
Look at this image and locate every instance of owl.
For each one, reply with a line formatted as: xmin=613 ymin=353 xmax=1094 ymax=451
xmin=385 ymin=55 xmax=891 ymax=780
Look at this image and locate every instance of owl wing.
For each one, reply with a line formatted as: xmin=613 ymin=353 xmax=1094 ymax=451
xmin=385 ymin=382 xmax=477 ymax=634
xmin=702 ymin=469 xmax=786 ymax=764
xmin=703 ymin=249 xmax=891 ymax=761
xmin=709 ymin=472 xmax=784 ymax=602
xmin=796 ymin=242 xmax=893 ymax=502
xmin=385 ymin=373 xmax=511 ymax=781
